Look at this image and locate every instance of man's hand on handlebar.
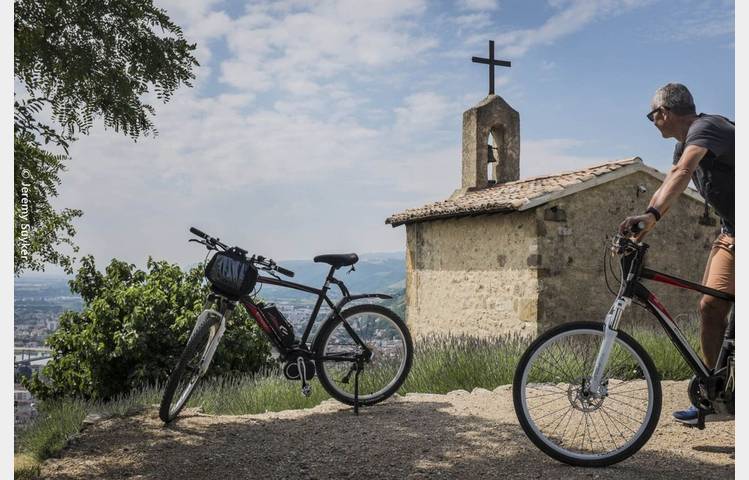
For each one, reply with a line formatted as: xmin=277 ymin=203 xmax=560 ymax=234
xmin=618 ymin=213 xmax=656 ymax=240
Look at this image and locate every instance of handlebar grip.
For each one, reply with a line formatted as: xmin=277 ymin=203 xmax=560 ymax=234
xmin=190 ymin=227 xmax=208 ymax=239
xmin=276 ymin=266 xmax=295 ymax=278
xmin=631 ymin=221 xmax=646 ymax=234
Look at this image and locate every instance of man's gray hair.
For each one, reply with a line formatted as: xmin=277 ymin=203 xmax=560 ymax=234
xmin=652 ymin=83 xmax=696 ymax=115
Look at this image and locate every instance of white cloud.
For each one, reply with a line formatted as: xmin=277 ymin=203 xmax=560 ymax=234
xmin=393 ymin=92 xmax=459 ymax=135
xmin=218 ymin=0 xmax=437 ymax=95
xmin=653 ymin=0 xmax=734 ymax=42
xmin=457 ymin=0 xmax=500 ymax=11
xmin=481 ymin=0 xmax=652 ymax=57
xmin=154 ymin=0 xmax=225 ymax=27
xmin=521 ymin=138 xmax=611 ymax=178
xmin=186 ymin=11 xmax=234 ymax=42
xmin=452 ymin=13 xmax=493 ymax=29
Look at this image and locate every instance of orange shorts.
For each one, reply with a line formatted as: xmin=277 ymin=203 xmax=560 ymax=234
xmin=702 ymin=233 xmax=735 ymax=295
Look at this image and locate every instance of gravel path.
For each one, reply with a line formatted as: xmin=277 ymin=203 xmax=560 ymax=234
xmin=41 ymin=380 xmax=733 ymax=479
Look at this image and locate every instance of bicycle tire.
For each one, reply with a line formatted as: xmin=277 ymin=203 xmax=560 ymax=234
xmin=513 ymin=321 xmax=661 ymax=467
xmin=314 ymin=304 xmax=413 ymax=406
xmin=159 ymin=312 xmax=221 ymax=423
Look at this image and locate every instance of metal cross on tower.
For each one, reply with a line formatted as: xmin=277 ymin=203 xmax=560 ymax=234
xmin=471 ymin=40 xmax=511 ymax=95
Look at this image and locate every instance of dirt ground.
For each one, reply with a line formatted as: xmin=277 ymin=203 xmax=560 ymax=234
xmin=40 ymin=380 xmax=734 ymax=479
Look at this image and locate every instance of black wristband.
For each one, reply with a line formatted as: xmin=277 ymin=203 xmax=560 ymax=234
xmin=646 ymin=207 xmax=662 ymax=221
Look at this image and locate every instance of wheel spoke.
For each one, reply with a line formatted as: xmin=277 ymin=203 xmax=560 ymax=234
xmin=516 ymin=325 xmax=659 ymax=465
xmin=317 ymin=308 xmax=411 ymax=405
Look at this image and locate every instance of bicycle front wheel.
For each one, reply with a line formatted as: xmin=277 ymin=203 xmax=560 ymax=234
xmin=314 ymin=304 xmax=413 ymax=406
xmin=159 ymin=311 xmax=221 ymax=423
xmin=513 ymin=321 xmax=661 ymax=467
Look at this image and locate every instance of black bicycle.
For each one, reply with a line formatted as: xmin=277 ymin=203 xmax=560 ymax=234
xmin=513 ymin=228 xmax=734 ymax=467
xmin=159 ymin=227 xmax=413 ymax=423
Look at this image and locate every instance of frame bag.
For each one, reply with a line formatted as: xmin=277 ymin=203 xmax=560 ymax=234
xmin=205 ymin=251 xmax=257 ymax=298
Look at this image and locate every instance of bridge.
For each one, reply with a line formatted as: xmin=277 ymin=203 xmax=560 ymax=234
xmin=14 ymin=347 xmax=52 ymax=366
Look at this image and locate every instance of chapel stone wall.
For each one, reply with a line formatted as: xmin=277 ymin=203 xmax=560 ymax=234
xmin=405 ymin=210 xmax=539 ymax=339
xmin=535 ymin=171 xmax=720 ymax=333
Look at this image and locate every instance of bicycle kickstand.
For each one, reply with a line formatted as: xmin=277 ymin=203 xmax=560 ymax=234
xmin=353 ymin=357 xmax=363 ymax=416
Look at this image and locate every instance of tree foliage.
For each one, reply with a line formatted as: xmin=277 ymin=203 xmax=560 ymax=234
xmin=14 ymin=0 xmax=199 ymax=140
xmin=14 ymin=132 xmax=82 ymax=274
xmin=14 ymin=0 xmax=198 ymax=274
xmin=24 ymin=256 xmax=272 ymax=401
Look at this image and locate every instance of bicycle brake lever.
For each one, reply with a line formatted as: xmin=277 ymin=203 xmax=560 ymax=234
xmin=189 ymin=238 xmax=211 ymax=248
xmin=347 ymin=265 xmax=356 ymax=274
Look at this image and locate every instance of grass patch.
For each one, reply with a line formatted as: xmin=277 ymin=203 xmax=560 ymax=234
xmin=13 ymin=385 xmax=163 ymax=478
xmin=15 ymin=322 xmax=699 ymax=477
xmin=627 ymin=318 xmax=701 ymax=380
xmin=191 ymin=371 xmax=331 ymax=415
xmin=13 ymin=453 xmax=40 ymax=480
xmin=16 ymin=399 xmax=88 ymax=462
xmin=403 ymin=334 xmax=528 ymax=393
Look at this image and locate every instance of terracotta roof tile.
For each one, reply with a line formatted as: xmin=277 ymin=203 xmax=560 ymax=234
xmin=386 ymin=157 xmax=641 ymax=226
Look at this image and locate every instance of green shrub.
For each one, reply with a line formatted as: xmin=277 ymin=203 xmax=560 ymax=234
xmin=24 ymin=255 xmax=272 ymax=401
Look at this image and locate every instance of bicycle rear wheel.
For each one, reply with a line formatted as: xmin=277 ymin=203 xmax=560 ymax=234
xmin=314 ymin=304 xmax=413 ymax=406
xmin=159 ymin=311 xmax=221 ymax=423
xmin=513 ymin=321 xmax=661 ymax=467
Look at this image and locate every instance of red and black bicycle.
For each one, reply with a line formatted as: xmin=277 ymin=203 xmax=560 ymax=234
xmin=513 ymin=229 xmax=734 ymax=467
xmin=159 ymin=227 xmax=412 ymax=423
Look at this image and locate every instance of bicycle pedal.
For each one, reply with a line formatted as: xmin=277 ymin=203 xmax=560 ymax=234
xmin=301 ymin=384 xmax=312 ymax=397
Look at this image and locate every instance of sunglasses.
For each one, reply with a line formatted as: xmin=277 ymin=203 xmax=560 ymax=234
xmin=646 ymin=105 xmax=669 ymax=122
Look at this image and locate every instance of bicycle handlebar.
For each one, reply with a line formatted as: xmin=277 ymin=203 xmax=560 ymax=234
xmin=189 ymin=226 xmax=208 ymax=239
xmin=275 ymin=265 xmax=295 ymax=277
xmin=631 ymin=221 xmax=646 ymax=235
xmin=189 ymin=227 xmax=295 ymax=277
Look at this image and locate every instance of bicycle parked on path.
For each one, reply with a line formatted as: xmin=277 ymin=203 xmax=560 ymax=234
xmin=159 ymin=227 xmax=413 ymax=423
xmin=513 ymin=227 xmax=735 ymax=467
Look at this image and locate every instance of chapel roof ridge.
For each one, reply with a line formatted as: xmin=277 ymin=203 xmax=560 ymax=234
xmin=385 ymin=156 xmax=661 ymax=227
xmin=475 ymin=156 xmax=642 ymax=192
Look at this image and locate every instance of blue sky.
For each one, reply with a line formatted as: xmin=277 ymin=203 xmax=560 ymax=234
xmin=40 ymin=0 xmax=735 ymax=271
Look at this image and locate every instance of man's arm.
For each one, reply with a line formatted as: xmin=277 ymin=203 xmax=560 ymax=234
xmin=619 ymin=145 xmax=708 ymax=237
xmin=648 ymin=144 xmax=708 ymax=215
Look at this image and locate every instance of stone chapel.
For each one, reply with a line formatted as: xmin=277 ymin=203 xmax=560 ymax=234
xmin=386 ymin=94 xmax=721 ymax=338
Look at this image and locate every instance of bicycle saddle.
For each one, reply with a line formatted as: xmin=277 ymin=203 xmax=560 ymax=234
xmin=313 ymin=253 xmax=359 ymax=268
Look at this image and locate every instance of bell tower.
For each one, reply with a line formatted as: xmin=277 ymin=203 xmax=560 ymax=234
xmin=452 ymin=41 xmax=519 ymax=197
xmin=458 ymin=94 xmax=520 ymax=193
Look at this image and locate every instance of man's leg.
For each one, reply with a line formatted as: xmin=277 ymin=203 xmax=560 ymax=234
xmin=698 ymin=233 xmax=735 ymax=368
xmin=699 ymin=295 xmax=731 ymax=368
xmin=673 ymin=233 xmax=734 ymax=424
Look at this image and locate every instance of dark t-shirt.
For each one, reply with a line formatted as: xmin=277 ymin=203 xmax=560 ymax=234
xmin=672 ymin=113 xmax=735 ymax=235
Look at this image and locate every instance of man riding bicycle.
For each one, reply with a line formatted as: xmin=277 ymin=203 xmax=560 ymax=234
xmin=619 ymin=83 xmax=734 ymax=425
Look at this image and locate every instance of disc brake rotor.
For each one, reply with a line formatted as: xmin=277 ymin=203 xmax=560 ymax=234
xmin=567 ymin=377 xmax=605 ymax=412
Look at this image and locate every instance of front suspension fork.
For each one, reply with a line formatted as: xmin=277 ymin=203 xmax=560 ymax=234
xmin=198 ymin=308 xmax=229 ymax=375
xmin=589 ymin=296 xmax=631 ymax=394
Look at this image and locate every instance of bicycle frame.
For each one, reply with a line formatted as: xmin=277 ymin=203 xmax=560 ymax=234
xmin=590 ymin=239 xmax=735 ymax=396
xmin=637 ymin=268 xmax=733 ymax=380
xmin=238 ymin=264 xmax=392 ymax=359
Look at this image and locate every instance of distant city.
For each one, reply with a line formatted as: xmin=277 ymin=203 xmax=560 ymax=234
xmin=14 ymin=275 xmax=83 ymax=431
xmin=13 ymin=253 xmax=405 ymax=432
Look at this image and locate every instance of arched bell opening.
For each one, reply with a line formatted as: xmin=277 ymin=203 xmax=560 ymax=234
xmin=487 ymin=125 xmax=505 ymax=186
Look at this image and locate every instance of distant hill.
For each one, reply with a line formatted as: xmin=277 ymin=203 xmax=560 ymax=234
xmin=257 ymin=252 xmax=406 ymax=306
